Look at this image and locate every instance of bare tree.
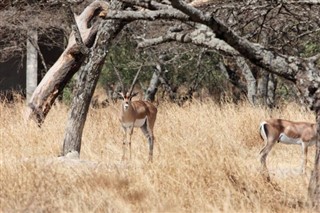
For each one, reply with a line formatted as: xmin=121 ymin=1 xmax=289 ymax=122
xmin=24 ymin=0 xmax=320 ymax=207
xmin=102 ymin=0 xmax=320 ymax=208
xmin=62 ymin=1 xmax=125 ymax=157
xmin=26 ymin=1 xmax=109 ymax=125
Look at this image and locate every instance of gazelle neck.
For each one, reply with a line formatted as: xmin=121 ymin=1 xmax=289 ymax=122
xmin=120 ymin=101 xmax=136 ymax=121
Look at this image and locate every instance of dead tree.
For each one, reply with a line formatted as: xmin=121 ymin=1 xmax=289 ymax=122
xmin=104 ymin=0 xmax=320 ymax=208
xmin=27 ymin=0 xmax=320 ymax=207
xmin=26 ymin=1 xmax=110 ymax=125
xmin=167 ymin=0 xmax=320 ymax=208
xmin=62 ymin=1 xmax=125 ymax=157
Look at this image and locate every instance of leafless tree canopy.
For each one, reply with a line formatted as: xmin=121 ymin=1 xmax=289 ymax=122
xmin=2 ymin=0 xmax=320 ymax=209
xmin=0 ymin=0 xmax=96 ymax=62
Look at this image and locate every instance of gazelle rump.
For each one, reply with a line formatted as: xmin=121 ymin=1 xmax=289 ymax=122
xmin=259 ymin=118 xmax=317 ymax=178
xmin=119 ymin=91 xmax=157 ymax=162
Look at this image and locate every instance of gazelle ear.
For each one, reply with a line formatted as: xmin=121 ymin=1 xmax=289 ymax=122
xmin=130 ymin=92 xmax=139 ymax=99
xmin=118 ymin=92 xmax=124 ymax=100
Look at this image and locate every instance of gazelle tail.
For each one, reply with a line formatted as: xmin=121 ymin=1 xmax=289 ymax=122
xmin=259 ymin=121 xmax=268 ymax=143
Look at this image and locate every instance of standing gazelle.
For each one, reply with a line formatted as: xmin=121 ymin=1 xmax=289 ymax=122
xmin=259 ymin=118 xmax=317 ymax=179
xmin=113 ymin=63 xmax=157 ymax=162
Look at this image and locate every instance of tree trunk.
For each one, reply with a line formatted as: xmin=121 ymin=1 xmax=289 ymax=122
xmin=308 ymin=107 xmax=320 ymax=209
xmin=145 ymin=63 xmax=162 ymax=102
xmin=219 ymin=59 xmax=247 ymax=102
xmin=256 ymin=71 xmax=268 ymax=106
xmin=62 ymin=1 xmax=124 ymax=157
xmin=26 ymin=1 xmax=109 ymax=125
xmin=266 ymin=74 xmax=277 ymax=108
xmin=26 ymin=29 xmax=38 ymax=102
xmin=308 ymin=127 xmax=320 ymax=209
xmin=235 ymin=57 xmax=256 ymax=105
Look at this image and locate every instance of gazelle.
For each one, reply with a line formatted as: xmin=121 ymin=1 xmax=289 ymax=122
xmin=113 ymin=62 xmax=157 ymax=162
xmin=259 ymin=118 xmax=317 ymax=179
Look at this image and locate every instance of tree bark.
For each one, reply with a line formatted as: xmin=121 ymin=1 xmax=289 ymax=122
xmin=62 ymin=1 xmax=124 ymax=157
xmin=26 ymin=1 xmax=109 ymax=125
xmin=256 ymin=71 xmax=268 ymax=106
xmin=26 ymin=29 xmax=38 ymax=102
xmin=235 ymin=57 xmax=256 ymax=105
xmin=145 ymin=63 xmax=162 ymax=102
xmin=266 ymin=74 xmax=277 ymax=108
xmin=309 ymin=109 xmax=320 ymax=209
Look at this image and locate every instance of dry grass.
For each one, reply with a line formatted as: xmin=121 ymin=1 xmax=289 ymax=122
xmin=0 ymin=100 xmax=317 ymax=212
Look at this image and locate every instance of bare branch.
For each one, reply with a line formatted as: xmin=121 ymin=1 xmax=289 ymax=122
xmin=119 ymin=0 xmax=170 ymax=10
xmin=284 ymin=0 xmax=320 ymax=4
xmin=308 ymin=53 xmax=320 ymax=62
xmin=47 ymin=0 xmax=85 ymax=5
xmin=65 ymin=5 xmax=90 ymax=55
xmin=105 ymin=9 xmax=189 ymax=22
xmin=138 ymin=25 xmax=239 ymax=56
xmin=168 ymin=0 xmax=299 ymax=81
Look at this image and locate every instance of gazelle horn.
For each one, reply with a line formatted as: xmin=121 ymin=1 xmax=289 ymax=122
xmin=128 ymin=65 xmax=143 ymax=96
xmin=110 ymin=57 xmax=125 ymax=93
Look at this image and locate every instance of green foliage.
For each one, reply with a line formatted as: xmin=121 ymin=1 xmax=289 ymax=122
xmin=98 ymin=34 xmax=227 ymax=100
xmin=275 ymin=79 xmax=299 ymax=103
xmin=61 ymin=77 xmax=77 ymax=105
xmin=99 ymin=38 xmax=151 ymax=91
xmin=300 ymin=41 xmax=320 ymax=57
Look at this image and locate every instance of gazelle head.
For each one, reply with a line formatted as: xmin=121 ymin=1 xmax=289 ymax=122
xmin=118 ymin=91 xmax=139 ymax=111
xmin=111 ymin=57 xmax=142 ymax=111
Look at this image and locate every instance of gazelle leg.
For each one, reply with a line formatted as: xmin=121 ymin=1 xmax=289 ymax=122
xmin=122 ymin=127 xmax=127 ymax=160
xmin=259 ymin=139 xmax=276 ymax=181
xmin=141 ymin=121 xmax=153 ymax=162
xmin=148 ymin=135 xmax=154 ymax=162
xmin=128 ymin=127 xmax=133 ymax=160
xmin=301 ymin=142 xmax=308 ymax=174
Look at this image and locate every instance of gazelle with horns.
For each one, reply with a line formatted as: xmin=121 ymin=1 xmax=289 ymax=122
xmin=113 ymin=62 xmax=158 ymax=162
xmin=259 ymin=118 xmax=317 ymax=179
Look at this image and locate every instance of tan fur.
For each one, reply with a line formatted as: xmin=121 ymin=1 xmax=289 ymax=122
xmin=119 ymin=93 xmax=157 ymax=162
xmin=259 ymin=118 xmax=317 ymax=180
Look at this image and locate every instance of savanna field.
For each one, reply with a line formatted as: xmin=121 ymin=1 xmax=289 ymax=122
xmin=0 ymin=99 xmax=317 ymax=212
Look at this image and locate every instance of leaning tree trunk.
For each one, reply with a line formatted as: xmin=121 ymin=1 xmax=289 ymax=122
xmin=62 ymin=1 xmax=124 ymax=157
xmin=26 ymin=1 xmax=109 ymax=125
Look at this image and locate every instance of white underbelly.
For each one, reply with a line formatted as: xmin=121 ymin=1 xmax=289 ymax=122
xmin=134 ymin=118 xmax=147 ymax=127
xmin=278 ymin=133 xmax=301 ymax=145
xmin=122 ymin=117 xmax=146 ymax=128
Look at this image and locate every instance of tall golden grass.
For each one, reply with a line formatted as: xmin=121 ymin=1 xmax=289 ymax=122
xmin=0 ymin=100 xmax=317 ymax=212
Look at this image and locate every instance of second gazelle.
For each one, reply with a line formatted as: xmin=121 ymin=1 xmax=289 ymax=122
xmin=259 ymin=118 xmax=317 ymax=179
